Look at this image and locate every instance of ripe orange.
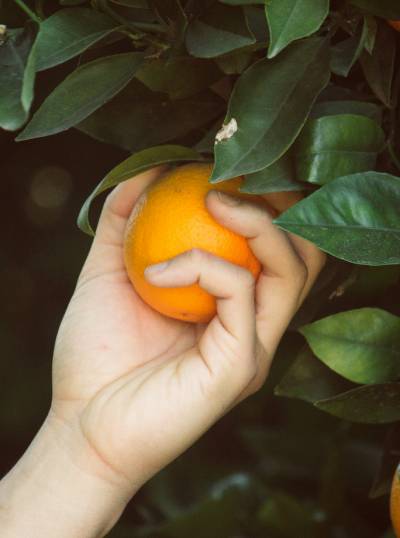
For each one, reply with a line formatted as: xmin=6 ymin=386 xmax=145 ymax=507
xmin=389 ymin=20 xmax=400 ymax=31
xmin=124 ymin=163 xmax=262 ymax=323
xmin=391 ymin=465 xmax=400 ymax=537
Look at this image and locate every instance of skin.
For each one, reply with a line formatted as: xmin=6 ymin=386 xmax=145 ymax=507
xmin=0 ymin=167 xmax=326 ymax=537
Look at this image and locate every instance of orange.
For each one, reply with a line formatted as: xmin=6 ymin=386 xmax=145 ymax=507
xmin=391 ymin=465 xmax=400 ymax=537
xmin=124 ymin=163 xmax=261 ymax=323
xmin=389 ymin=20 xmax=400 ymax=31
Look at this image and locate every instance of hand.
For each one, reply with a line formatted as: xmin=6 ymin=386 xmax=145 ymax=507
xmin=0 ymin=167 xmax=325 ymax=538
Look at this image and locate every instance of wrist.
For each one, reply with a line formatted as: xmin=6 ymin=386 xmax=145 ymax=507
xmin=0 ymin=409 xmax=133 ymax=538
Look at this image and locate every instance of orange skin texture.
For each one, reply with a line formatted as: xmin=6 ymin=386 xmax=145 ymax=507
xmin=124 ymin=163 xmax=262 ymax=323
xmin=389 ymin=20 xmax=400 ymax=31
xmin=392 ymin=465 xmax=400 ymax=537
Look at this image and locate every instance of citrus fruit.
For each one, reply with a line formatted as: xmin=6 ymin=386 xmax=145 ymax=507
xmin=124 ymin=163 xmax=262 ymax=323
xmin=389 ymin=20 xmax=400 ymax=31
xmin=391 ymin=465 xmax=400 ymax=537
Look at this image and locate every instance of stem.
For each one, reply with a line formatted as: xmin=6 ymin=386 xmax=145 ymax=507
xmin=12 ymin=0 xmax=42 ymax=23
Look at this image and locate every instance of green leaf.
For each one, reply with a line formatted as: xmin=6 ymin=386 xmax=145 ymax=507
xmin=330 ymin=17 xmax=369 ymax=77
xmin=295 ymin=114 xmax=385 ymax=185
xmin=78 ymin=145 xmax=203 ymax=235
xmin=274 ymin=172 xmax=400 ymax=265
xmin=299 ymin=308 xmax=400 ymax=385
xmin=211 ymin=37 xmax=330 ymax=182
xmin=310 ymin=100 xmax=383 ymax=123
xmin=240 ymin=153 xmax=303 ymax=193
xmin=16 ymin=52 xmax=144 ymax=141
xmin=185 ymin=3 xmax=255 ymax=58
xmin=35 ymin=8 xmax=119 ymax=72
xmin=78 ymin=80 xmax=223 ymax=152
xmin=360 ymin=22 xmax=396 ymax=107
xmin=275 ymin=346 xmax=354 ymax=403
xmin=266 ymin=0 xmax=329 ymax=58
xmin=315 ymin=383 xmax=400 ymax=424
xmin=350 ymin=0 xmax=400 ymax=19
xmin=0 ymin=25 xmax=37 ymax=131
xmin=136 ymin=57 xmax=222 ymax=99
xmin=215 ymin=48 xmax=254 ymax=74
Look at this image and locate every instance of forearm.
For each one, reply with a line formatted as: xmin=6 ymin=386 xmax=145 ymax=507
xmin=0 ymin=413 xmax=130 ymax=538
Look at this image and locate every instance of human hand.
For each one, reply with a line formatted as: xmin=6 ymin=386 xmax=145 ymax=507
xmin=0 ymin=167 xmax=325 ymax=538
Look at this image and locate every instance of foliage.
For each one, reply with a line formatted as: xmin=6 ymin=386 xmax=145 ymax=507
xmin=1 ymin=0 xmax=400 ymax=536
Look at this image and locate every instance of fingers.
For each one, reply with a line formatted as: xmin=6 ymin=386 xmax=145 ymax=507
xmin=145 ymin=248 xmax=257 ymax=396
xmin=79 ymin=166 xmax=166 ymax=283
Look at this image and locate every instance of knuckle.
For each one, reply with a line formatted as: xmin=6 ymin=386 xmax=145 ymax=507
xmin=239 ymin=268 xmax=256 ymax=289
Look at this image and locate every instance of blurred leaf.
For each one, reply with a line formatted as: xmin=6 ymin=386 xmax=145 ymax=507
xmin=360 ymin=22 xmax=396 ymax=107
xmin=370 ymin=425 xmax=400 ymax=498
xmin=220 ymin=0 xmax=264 ymax=4
xmin=310 ymin=100 xmax=382 ymax=123
xmin=17 ymin=52 xmax=144 ymax=141
xmin=0 ymin=25 xmax=37 ymax=131
xmin=364 ymin=15 xmax=377 ymax=54
xmin=186 ymin=3 xmax=255 ymax=58
xmin=240 ymin=153 xmax=303 ymax=193
xmin=275 ymin=172 xmax=400 ymax=266
xmin=215 ymin=48 xmax=254 ymax=74
xmin=266 ymin=0 xmax=329 ymax=58
xmin=275 ymin=346 xmax=354 ymax=403
xmin=111 ymin=0 xmax=148 ymax=6
xmin=35 ymin=8 xmax=119 ymax=71
xmin=244 ymin=5 xmax=269 ymax=43
xmin=78 ymin=80 xmax=224 ymax=152
xmin=295 ymin=114 xmax=385 ymax=185
xmin=315 ymin=383 xmax=400 ymax=424
xmin=78 ymin=145 xmax=203 ymax=234
xmin=136 ymin=57 xmax=222 ymax=99
xmin=211 ymin=37 xmax=330 ymax=182
xmin=149 ymin=0 xmax=187 ymax=53
xmin=299 ymin=308 xmax=400 ymax=384
xmin=330 ymin=17 xmax=369 ymax=77
xmin=350 ymin=0 xmax=400 ymax=19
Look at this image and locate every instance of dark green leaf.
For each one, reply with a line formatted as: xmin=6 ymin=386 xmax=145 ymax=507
xmin=78 ymin=145 xmax=203 ymax=235
xmin=244 ymin=5 xmax=269 ymax=43
xmin=17 ymin=52 xmax=144 ymax=141
xmin=266 ymin=0 xmax=329 ymax=58
xmin=275 ymin=346 xmax=354 ymax=403
xmin=299 ymin=308 xmax=400 ymax=384
xmin=315 ymin=383 xmax=400 ymax=424
xmin=275 ymin=172 xmax=400 ymax=265
xmin=78 ymin=81 xmax=223 ymax=152
xmin=240 ymin=153 xmax=303 ymax=193
xmin=215 ymin=48 xmax=254 ymax=74
xmin=185 ymin=3 xmax=255 ymax=58
xmin=35 ymin=8 xmax=119 ymax=71
xmin=350 ymin=0 xmax=400 ymax=19
xmin=360 ymin=22 xmax=396 ymax=107
xmin=330 ymin=17 xmax=369 ymax=77
xmin=111 ymin=0 xmax=148 ymax=6
xmin=211 ymin=37 xmax=330 ymax=181
xmin=136 ymin=57 xmax=222 ymax=99
xmin=0 ymin=25 xmax=37 ymax=131
xmin=295 ymin=114 xmax=385 ymax=185
xmin=310 ymin=100 xmax=382 ymax=123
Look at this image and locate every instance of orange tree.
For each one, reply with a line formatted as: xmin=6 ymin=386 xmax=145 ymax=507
xmin=1 ymin=0 xmax=400 ymax=536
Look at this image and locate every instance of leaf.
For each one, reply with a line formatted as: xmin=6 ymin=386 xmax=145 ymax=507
xmin=185 ymin=3 xmax=255 ymax=58
xmin=350 ymin=0 xmax=400 ymax=19
xmin=315 ymin=383 xmax=400 ymax=424
xmin=360 ymin=22 xmax=396 ymax=107
xmin=78 ymin=80 xmax=224 ymax=152
xmin=0 ymin=25 xmax=37 ymax=131
xmin=274 ymin=172 xmax=400 ymax=266
xmin=310 ymin=100 xmax=383 ymax=123
xmin=136 ymin=57 xmax=222 ymax=99
xmin=16 ymin=52 xmax=144 ymax=141
xmin=299 ymin=308 xmax=400 ymax=384
xmin=330 ymin=17 xmax=369 ymax=77
xmin=211 ymin=37 xmax=330 ymax=182
xmin=275 ymin=346 xmax=354 ymax=403
xmin=35 ymin=8 xmax=119 ymax=71
xmin=78 ymin=145 xmax=203 ymax=235
xmin=240 ymin=153 xmax=303 ymax=193
xmin=215 ymin=48 xmax=254 ymax=74
xmin=295 ymin=114 xmax=385 ymax=185
xmin=265 ymin=0 xmax=329 ymax=58
xmin=219 ymin=0 xmax=264 ymax=4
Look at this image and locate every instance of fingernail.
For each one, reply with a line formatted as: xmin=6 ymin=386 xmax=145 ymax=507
xmin=145 ymin=261 xmax=169 ymax=276
xmin=215 ymin=190 xmax=242 ymax=206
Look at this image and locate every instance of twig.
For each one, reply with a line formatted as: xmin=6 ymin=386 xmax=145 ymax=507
xmin=12 ymin=0 xmax=42 ymax=23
